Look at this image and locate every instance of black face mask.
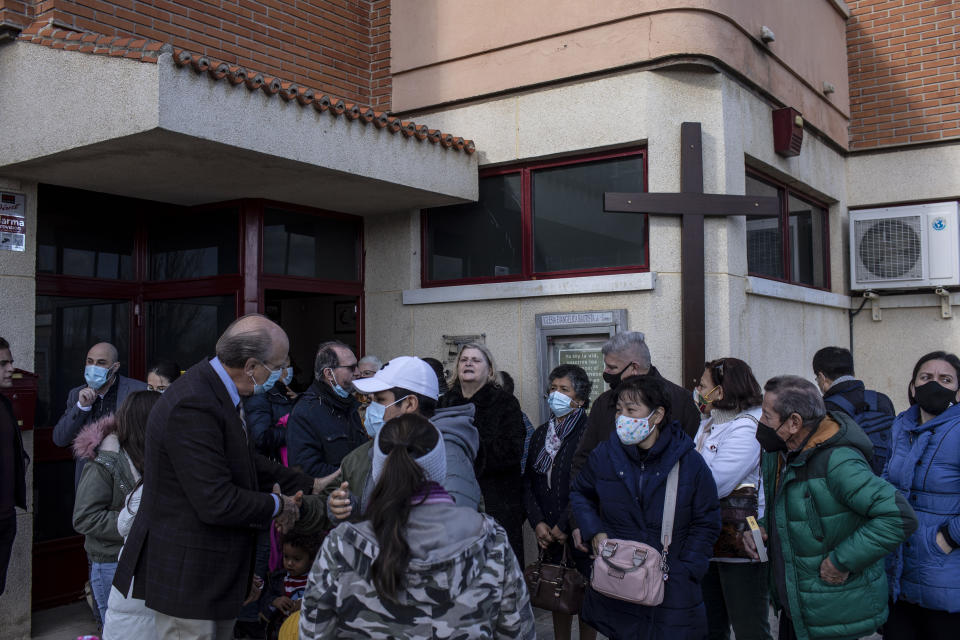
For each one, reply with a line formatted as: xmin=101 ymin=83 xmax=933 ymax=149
xmin=912 ymin=381 xmax=957 ymax=416
xmin=602 ymin=363 xmax=634 ymax=390
xmin=756 ymin=419 xmax=788 ymax=453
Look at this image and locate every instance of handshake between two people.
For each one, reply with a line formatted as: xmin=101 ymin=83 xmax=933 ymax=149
xmin=272 ymin=467 xmax=343 ymax=534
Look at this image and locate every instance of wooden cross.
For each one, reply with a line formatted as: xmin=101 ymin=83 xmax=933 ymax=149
xmin=604 ymin=122 xmax=780 ymax=388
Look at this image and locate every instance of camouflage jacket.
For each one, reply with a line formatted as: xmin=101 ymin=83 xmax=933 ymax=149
xmin=298 ymin=503 xmax=535 ymax=639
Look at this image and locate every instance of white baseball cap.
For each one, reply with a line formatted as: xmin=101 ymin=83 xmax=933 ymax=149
xmin=352 ymin=356 xmax=440 ymax=400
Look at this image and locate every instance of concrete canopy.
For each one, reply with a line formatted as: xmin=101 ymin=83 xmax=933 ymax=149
xmin=0 ymin=44 xmax=478 ymax=214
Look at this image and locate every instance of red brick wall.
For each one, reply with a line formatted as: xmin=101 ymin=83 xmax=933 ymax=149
xmin=1 ymin=0 xmax=30 ymax=29
xmin=848 ymin=0 xmax=960 ymax=149
xmin=14 ymin=0 xmax=391 ymax=109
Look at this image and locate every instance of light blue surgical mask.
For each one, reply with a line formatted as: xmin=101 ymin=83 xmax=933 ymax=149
xmin=282 ymin=367 xmax=294 ymax=387
xmin=251 ymin=363 xmax=283 ymax=395
xmin=547 ymin=391 xmax=576 ymax=417
xmin=326 ymin=369 xmax=351 ymax=398
xmin=84 ymin=364 xmax=113 ymax=391
xmin=364 ymin=396 xmax=406 ymax=437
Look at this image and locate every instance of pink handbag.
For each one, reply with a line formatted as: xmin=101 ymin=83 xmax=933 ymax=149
xmin=590 ymin=461 xmax=680 ymax=606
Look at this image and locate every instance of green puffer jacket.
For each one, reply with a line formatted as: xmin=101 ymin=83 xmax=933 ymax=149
xmin=72 ymin=416 xmax=140 ymax=563
xmin=760 ymin=411 xmax=917 ymax=640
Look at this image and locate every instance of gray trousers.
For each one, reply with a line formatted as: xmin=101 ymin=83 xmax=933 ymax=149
xmin=154 ymin=611 xmax=235 ymax=640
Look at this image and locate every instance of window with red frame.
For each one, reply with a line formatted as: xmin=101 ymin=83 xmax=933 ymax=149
xmin=422 ymin=150 xmax=648 ymax=285
xmin=745 ymin=170 xmax=830 ymax=289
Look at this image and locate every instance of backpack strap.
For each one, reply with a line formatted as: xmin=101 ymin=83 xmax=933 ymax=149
xmin=659 ymin=460 xmax=680 ymax=579
xmin=825 ymin=393 xmax=858 ymax=416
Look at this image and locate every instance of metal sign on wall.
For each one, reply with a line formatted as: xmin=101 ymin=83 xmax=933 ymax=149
xmin=535 ymin=310 xmax=627 ymax=425
xmin=0 ymin=192 xmax=26 ymax=252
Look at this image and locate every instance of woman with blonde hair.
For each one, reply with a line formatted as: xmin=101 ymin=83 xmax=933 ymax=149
xmin=440 ymin=343 xmax=527 ymax=564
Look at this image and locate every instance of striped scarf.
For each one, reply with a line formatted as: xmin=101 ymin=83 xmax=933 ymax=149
xmin=533 ymin=408 xmax=584 ymax=475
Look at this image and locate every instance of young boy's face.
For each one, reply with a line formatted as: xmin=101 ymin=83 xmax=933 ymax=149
xmin=283 ymin=543 xmax=312 ymax=577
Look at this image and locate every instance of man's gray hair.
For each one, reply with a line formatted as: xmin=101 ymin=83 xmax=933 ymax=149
xmin=764 ymin=375 xmax=826 ymax=425
xmin=358 ymin=355 xmax=382 ymax=371
xmin=314 ymin=340 xmax=350 ymax=381
xmin=601 ymin=331 xmax=651 ymax=370
xmin=215 ymin=323 xmax=272 ymax=369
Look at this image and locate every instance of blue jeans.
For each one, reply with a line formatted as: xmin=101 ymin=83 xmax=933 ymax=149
xmin=90 ymin=561 xmax=118 ymax=625
xmin=238 ymin=530 xmax=271 ymax=623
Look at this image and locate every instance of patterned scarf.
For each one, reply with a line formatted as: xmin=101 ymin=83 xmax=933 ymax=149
xmin=533 ymin=408 xmax=584 ymax=475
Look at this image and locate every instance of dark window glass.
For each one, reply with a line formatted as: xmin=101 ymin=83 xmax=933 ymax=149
xmin=745 ymin=175 xmax=785 ymax=280
xmin=263 ymin=209 xmax=361 ymax=281
xmin=34 ymin=295 xmax=130 ymax=541
xmin=146 ymin=296 xmax=235 ymax=370
xmin=532 ymin=155 xmax=646 ymax=272
xmin=37 ymin=186 xmax=136 ymax=279
xmin=789 ymin=194 xmax=827 ymax=288
xmin=424 ymin=174 xmax=522 ymax=281
xmin=148 ymin=209 xmax=239 ymax=280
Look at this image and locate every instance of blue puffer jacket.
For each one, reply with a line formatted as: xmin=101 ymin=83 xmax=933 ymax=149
xmin=884 ymin=402 xmax=960 ymax=613
xmin=570 ymin=422 xmax=720 ymax=640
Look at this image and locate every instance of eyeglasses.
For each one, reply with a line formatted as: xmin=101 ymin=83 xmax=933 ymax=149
xmin=334 ymin=363 xmax=359 ymax=371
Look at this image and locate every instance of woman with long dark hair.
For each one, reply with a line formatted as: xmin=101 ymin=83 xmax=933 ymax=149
xmin=72 ymin=390 xmax=159 ymax=629
xmin=299 ymin=413 xmax=535 ymax=639
xmin=884 ymin=351 xmax=960 ymax=639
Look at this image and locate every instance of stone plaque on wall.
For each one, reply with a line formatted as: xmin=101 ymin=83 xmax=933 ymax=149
xmin=535 ymin=310 xmax=626 ymax=424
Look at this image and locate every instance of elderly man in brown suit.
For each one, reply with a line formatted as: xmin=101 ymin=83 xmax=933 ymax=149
xmin=114 ymin=314 xmax=339 ymax=640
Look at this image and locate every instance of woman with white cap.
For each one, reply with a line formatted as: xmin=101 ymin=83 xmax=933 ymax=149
xmin=298 ymin=413 xmax=535 ymax=639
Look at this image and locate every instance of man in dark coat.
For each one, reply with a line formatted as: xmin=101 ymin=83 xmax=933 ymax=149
xmin=286 ymin=340 xmax=366 ymax=477
xmin=570 ymin=331 xmax=699 ymax=551
xmin=0 ymin=337 xmax=29 ymax=596
xmin=813 ymin=346 xmax=895 ymax=474
xmin=52 ymin=341 xmax=146 ymax=485
xmin=113 ymin=315 xmax=336 ymax=639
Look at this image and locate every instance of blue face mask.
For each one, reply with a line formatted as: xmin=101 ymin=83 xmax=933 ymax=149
xmin=547 ymin=391 xmax=576 ymax=417
xmin=364 ymin=396 xmax=406 ymax=437
xmin=84 ymin=364 xmax=113 ymax=391
xmin=282 ymin=367 xmax=294 ymax=387
xmin=251 ymin=363 xmax=283 ymax=395
xmin=326 ymin=369 xmax=351 ymax=398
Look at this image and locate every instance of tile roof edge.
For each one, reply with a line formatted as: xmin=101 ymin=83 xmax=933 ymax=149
xmin=17 ymin=18 xmax=170 ymax=63
xmin=172 ymin=49 xmax=476 ymax=155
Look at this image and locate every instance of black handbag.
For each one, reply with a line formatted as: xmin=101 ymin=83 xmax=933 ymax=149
xmin=523 ymin=544 xmax=586 ymax=615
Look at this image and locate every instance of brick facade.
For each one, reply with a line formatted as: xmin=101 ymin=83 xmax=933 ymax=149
xmin=2 ymin=0 xmax=390 ymax=109
xmin=848 ymin=0 xmax=960 ymax=149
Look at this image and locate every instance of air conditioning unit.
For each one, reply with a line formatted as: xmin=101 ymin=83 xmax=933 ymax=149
xmin=850 ymin=201 xmax=960 ymax=290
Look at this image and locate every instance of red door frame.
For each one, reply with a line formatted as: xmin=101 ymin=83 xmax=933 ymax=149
xmin=32 ymin=193 xmax=365 ymax=610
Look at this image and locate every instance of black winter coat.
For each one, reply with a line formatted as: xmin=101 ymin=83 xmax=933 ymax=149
xmin=242 ymin=385 xmax=296 ymax=459
xmin=286 ymin=381 xmax=366 ymax=477
xmin=0 ymin=395 xmax=28 ymax=512
xmin=441 ymin=382 xmax=526 ymax=562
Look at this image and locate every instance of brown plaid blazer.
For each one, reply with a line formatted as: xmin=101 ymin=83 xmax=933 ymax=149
xmin=113 ymin=359 xmax=314 ymax=620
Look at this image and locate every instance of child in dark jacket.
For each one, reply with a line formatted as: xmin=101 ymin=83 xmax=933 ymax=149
xmin=260 ymin=531 xmax=322 ymax=638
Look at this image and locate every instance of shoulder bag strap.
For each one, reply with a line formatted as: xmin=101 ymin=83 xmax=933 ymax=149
xmin=658 ymin=460 xmax=681 ymax=579
xmin=660 ymin=460 xmax=680 ymax=551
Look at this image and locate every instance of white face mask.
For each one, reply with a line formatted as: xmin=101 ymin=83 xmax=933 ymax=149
xmin=616 ymin=411 xmax=656 ymax=446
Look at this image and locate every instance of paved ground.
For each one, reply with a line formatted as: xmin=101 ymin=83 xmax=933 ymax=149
xmin=33 ymin=599 xmax=880 ymax=639
xmin=31 ymin=600 xmax=99 ymax=640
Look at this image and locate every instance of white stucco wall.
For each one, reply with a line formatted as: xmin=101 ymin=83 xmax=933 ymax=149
xmin=846 ymin=141 xmax=960 ymax=412
xmin=367 ymin=67 xmax=853 ymax=419
xmin=0 ymin=176 xmax=36 ymax=640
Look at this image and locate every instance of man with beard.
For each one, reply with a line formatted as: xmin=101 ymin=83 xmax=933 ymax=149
xmin=286 ymin=341 xmax=366 ymax=477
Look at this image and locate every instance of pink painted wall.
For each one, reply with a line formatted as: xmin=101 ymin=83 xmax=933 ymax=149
xmin=391 ymin=0 xmax=850 ymax=146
